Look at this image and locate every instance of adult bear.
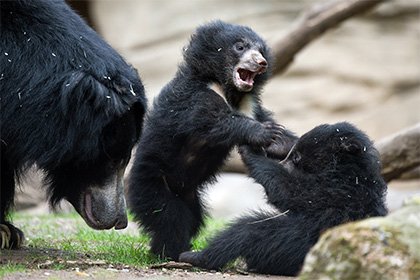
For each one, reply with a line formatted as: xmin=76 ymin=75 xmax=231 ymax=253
xmin=128 ymin=20 xmax=297 ymax=261
xmin=0 ymin=0 xmax=146 ymax=249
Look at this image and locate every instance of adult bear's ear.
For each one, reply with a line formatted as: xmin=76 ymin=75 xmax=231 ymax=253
xmin=57 ymin=71 xmax=146 ymax=148
xmin=59 ymin=71 xmax=144 ymax=120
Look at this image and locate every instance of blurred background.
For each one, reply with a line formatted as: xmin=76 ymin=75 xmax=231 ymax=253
xmin=17 ymin=0 xmax=420 ymax=219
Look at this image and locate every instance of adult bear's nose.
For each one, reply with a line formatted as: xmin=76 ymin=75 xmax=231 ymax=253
xmin=114 ymin=215 xmax=128 ymax=229
xmin=72 ymin=169 xmax=129 ymax=230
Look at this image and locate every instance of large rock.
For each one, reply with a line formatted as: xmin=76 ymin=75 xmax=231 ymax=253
xmin=299 ymin=196 xmax=420 ymax=280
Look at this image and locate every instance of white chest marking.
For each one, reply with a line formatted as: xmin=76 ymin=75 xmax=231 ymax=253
xmin=208 ymin=82 xmax=255 ymax=119
xmin=238 ymin=94 xmax=256 ymax=119
xmin=208 ymin=82 xmax=228 ymax=105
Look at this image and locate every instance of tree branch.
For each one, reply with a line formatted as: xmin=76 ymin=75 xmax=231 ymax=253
xmin=227 ymin=124 xmax=420 ymax=181
xmin=376 ymin=124 xmax=420 ymax=182
xmin=226 ymin=0 xmax=419 ymax=183
xmin=271 ymin=0 xmax=389 ymax=76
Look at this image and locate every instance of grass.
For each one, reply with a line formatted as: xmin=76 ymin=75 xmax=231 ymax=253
xmin=0 ymin=211 xmax=226 ymax=276
xmin=192 ymin=218 xmax=227 ymax=250
xmin=0 ymin=263 xmax=26 ymax=278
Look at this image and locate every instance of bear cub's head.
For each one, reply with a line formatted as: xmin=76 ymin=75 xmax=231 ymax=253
xmin=183 ymin=20 xmax=272 ymax=93
xmin=281 ymin=122 xmax=382 ymax=176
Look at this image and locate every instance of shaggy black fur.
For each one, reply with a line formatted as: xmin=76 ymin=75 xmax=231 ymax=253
xmin=128 ymin=21 xmax=297 ymax=260
xmin=179 ymin=122 xmax=388 ymax=276
xmin=0 ymin=0 xmax=146 ymax=249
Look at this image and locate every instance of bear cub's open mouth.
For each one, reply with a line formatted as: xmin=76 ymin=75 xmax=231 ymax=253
xmin=234 ymin=66 xmax=266 ymax=91
xmin=233 ymin=50 xmax=267 ymax=92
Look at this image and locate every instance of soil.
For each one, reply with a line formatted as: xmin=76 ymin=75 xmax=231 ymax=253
xmin=1 ymin=248 xmax=293 ymax=280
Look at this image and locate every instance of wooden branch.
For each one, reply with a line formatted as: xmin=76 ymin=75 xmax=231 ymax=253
xmin=227 ymin=124 xmax=420 ymax=181
xmin=150 ymin=261 xmax=192 ymax=269
xmin=225 ymin=0 xmax=419 ymax=182
xmin=376 ymin=124 xmax=420 ymax=182
xmin=271 ymin=0 xmax=389 ymax=76
xmin=399 ymin=166 xmax=420 ymax=180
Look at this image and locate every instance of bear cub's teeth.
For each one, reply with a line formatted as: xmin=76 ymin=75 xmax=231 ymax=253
xmin=238 ymin=68 xmax=257 ymax=85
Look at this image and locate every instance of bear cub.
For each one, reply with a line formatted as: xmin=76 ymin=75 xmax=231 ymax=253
xmin=180 ymin=122 xmax=388 ymax=276
xmin=128 ymin=20 xmax=297 ymax=260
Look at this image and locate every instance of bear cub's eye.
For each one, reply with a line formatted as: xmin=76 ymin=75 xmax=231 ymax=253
xmin=234 ymin=42 xmax=246 ymax=52
xmin=292 ymin=152 xmax=301 ymax=164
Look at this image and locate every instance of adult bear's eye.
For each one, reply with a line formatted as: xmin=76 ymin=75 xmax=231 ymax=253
xmin=107 ymin=158 xmax=122 ymax=169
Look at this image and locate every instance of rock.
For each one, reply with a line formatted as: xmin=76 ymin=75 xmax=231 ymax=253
xmin=299 ymin=195 xmax=420 ymax=280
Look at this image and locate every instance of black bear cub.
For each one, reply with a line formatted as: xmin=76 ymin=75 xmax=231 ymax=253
xmin=1 ymin=0 xmax=146 ymax=249
xmin=180 ymin=122 xmax=388 ymax=276
xmin=128 ymin=21 xmax=297 ymax=260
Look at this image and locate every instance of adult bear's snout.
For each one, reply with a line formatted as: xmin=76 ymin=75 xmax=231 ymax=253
xmin=75 ymin=169 xmax=128 ymax=230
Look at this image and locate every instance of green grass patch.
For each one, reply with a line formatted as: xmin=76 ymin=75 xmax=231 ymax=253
xmin=1 ymin=211 xmax=226 ymax=274
xmin=0 ymin=263 xmax=26 ymax=277
xmin=192 ymin=218 xmax=227 ymax=250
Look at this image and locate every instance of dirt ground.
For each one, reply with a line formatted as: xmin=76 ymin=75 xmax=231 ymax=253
xmin=3 ymin=269 xmax=293 ymax=280
xmin=1 ymin=248 xmax=293 ymax=280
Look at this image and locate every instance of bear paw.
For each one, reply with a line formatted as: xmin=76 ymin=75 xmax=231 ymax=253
xmin=0 ymin=223 xmax=24 ymax=249
xmin=179 ymin=251 xmax=207 ymax=268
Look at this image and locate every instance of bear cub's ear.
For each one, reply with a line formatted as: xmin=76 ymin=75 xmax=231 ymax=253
xmin=339 ymin=138 xmax=363 ymax=154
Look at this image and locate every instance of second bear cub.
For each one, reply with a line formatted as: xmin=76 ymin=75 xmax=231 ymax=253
xmin=180 ymin=122 xmax=388 ymax=275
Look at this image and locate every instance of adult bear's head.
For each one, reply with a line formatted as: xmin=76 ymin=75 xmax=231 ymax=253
xmin=0 ymin=0 xmax=147 ymax=231
xmin=42 ymin=72 xmax=146 ymax=230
